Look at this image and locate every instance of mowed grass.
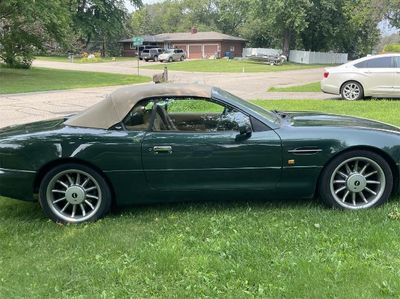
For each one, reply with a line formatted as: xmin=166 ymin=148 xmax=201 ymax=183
xmin=0 ymin=66 xmax=150 ymax=94
xmin=1 ymin=99 xmax=400 ymax=297
xmin=35 ymin=56 xmax=137 ymax=63
xmin=268 ymin=81 xmax=321 ymax=92
xmin=142 ymin=59 xmax=326 ymax=73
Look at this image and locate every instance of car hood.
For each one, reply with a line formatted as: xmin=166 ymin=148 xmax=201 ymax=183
xmin=279 ymin=111 xmax=400 ymax=133
xmin=0 ymin=119 xmax=65 ymax=138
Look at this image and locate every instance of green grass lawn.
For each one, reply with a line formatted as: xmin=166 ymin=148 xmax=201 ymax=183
xmin=142 ymin=59 xmax=326 ymax=73
xmin=1 ymin=100 xmax=400 ymax=298
xmin=268 ymin=81 xmax=321 ymax=92
xmin=35 ymin=56 xmax=137 ymax=63
xmin=0 ymin=66 xmax=150 ymax=94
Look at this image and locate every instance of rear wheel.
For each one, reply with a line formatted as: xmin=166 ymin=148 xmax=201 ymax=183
xmin=168 ymin=57 xmax=173 ymax=63
xmin=341 ymin=81 xmax=364 ymax=100
xmin=154 ymin=56 xmax=158 ymax=62
xmin=39 ymin=163 xmax=112 ymax=223
xmin=180 ymin=56 xmax=184 ymax=61
xmin=319 ymin=150 xmax=393 ymax=209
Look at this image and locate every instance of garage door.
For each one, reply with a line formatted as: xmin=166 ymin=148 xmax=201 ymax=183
xmin=189 ymin=45 xmax=202 ymax=59
xmin=204 ymin=44 xmax=218 ymax=58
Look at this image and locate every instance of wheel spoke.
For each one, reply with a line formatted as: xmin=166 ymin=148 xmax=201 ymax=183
xmin=52 ymin=189 xmax=66 ymax=194
xmin=352 ymin=192 xmax=356 ymax=205
xmin=66 ymin=174 xmax=74 ymax=186
xmin=335 ymin=186 xmax=347 ymax=194
xmin=57 ymin=180 xmax=69 ymax=190
xmin=360 ymin=163 xmax=369 ymax=175
xmin=80 ymin=204 xmax=86 ymax=216
xmin=76 ymin=173 xmax=81 ymax=185
xmin=345 ymin=163 xmax=352 ymax=174
xmin=85 ymin=200 xmax=95 ymax=210
xmin=354 ymin=161 xmax=359 ymax=172
xmin=82 ymin=178 xmax=90 ymax=188
xmin=366 ymin=180 xmax=380 ymax=185
xmin=364 ymin=171 xmax=377 ymax=178
xmin=364 ymin=187 xmax=377 ymax=196
xmin=333 ymin=180 xmax=346 ymax=184
xmin=342 ymin=190 xmax=350 ymax=202
xmin=86 ymin=194 xmax=99 ymax=200
xmin=71 ymin=205 xmax=77 ymax=218
xmin=53 ymin=197 xmax=66 ymax=204
xmin=85 ymin=186 xmax=97 ymax=192
xmin=337 ymin=171 xmax=348 ymax=179
xmin=61 ymin=202 xmax=70 ymax=213
xmin=360 ymin=191 xmax=368 ymax=203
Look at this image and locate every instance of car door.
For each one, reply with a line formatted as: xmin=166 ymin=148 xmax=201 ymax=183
xmin=356 ymin=56 xmax=396 ymax=96
xmin=141 ymin=97 xmax=282 ymax=192
xmin=394 ymin=56 xmax=400 ymax=96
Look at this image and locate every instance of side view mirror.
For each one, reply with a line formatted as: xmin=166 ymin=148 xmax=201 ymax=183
xmin=235 ymin=124 xmax=252 ymax=141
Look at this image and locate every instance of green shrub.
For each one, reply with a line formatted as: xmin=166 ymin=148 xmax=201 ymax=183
xmin=383 ymin=43 xmax=400 ymax=53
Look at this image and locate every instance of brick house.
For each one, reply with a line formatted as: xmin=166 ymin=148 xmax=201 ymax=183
xmin=119 ymin=29 xmax=246 ymax=59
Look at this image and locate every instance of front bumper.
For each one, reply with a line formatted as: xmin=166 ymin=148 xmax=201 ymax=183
xmin=0 ymin=168 xmax=35 ymax=201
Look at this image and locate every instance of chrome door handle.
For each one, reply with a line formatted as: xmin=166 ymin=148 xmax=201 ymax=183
xmin=153 ymin=145 xmax=172 ymax=154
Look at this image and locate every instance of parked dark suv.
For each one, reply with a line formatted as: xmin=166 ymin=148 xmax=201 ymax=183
xmin=140 ymin=48 xmax=164 ymax=62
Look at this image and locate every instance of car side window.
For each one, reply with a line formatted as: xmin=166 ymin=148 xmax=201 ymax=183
xmin=394 ymin=57 xmax=400 ymax=68
xmin=355 ymin=57 xmax=394 ymax=68
xmin=151 ymin=97 xmax=251 ymax=132
xmin=123 ymin=99 xmax=155 ymax=131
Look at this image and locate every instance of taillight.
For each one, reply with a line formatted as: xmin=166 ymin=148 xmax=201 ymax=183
xmin=323 ymin=71 xmax=329 ymax=78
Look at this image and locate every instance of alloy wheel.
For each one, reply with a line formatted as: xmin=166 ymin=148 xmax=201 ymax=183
xmin=46 ymin=169 xmax=102 ymax=223
xmin=329 ymin=157 xmax=386 ymax=209
xmin=342 ymin=82 xmax=361 ymax=100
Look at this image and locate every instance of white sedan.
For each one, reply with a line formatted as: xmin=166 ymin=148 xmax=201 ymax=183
xmin=321 ymin=54 xmax=400 ymax=100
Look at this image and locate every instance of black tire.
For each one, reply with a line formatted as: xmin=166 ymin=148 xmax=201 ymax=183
xmin=39 ymin=163 xmax=112 ymax=224
xmin=144 ymin=59 xmax=148 ymax=62
xmin=154 ymin=56 xmax=158 ymax=62
xmin=168 ymin=57 xmax=173 ymax=63
xmin=180 ymin=56 xmax=184 ymax=61
xmin=341 ymin=81 xmax=364 ymax=100
xmin=319 ymin=150 xmax=393 ymax=210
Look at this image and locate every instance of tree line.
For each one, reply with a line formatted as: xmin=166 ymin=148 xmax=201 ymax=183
xmin=0 ymin=0 xmax=399 ymax=68
xmin=131 ymin=0 xmax=400 ymax=58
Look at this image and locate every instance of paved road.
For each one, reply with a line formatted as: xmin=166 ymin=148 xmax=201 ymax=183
xmin=0 ymin=60 xmax=337 ymax=127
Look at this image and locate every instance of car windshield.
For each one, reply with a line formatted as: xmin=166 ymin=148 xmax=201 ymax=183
xmin=212 ymin=88 xmax=280 ymax=125
xmin=142 ymin=50 xmax=149 ymax=53
xmin=165 ymin=49 xmax=174 ymax=53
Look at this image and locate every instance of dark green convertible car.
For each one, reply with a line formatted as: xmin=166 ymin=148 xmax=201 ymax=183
xmin=0 ymin=84 xmax=399 ymax=223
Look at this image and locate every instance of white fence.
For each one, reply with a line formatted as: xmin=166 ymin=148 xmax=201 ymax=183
xmin=289 ymin=50 xmax=348 ymax=64
xmin=242 ymin=48 xmax=282 ymax=57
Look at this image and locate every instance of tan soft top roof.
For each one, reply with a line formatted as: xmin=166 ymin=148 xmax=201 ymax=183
xmin=64 ymin=83 xmax=213 ymax=129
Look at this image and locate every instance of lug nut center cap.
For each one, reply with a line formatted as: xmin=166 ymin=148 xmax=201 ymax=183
xmin=66 ymin=186 xmax=85 ymax=204
xmin=346 ymin=174 xmax=367 ymax=192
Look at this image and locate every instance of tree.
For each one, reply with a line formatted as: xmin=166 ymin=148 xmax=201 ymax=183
xmin=253 ymin=0 xmax=312 ymax=56
xmin=0 ymin=0 xmax=70 ymax=68
xmin=71 ymin=0 xmax=142 ymax=56
xmin=385 ymin=0 xmax=400 ymax=28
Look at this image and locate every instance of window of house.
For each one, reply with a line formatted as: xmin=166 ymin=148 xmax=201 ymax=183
xmin=230 ymin=46 xmax=235 ymax=52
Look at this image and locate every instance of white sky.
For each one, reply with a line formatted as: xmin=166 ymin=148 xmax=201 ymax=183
xmin=125 ymin=0 xmax=162 ymax=12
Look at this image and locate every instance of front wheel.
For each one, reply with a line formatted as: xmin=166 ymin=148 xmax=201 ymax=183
xmin=39 ymin=163 xmax=112 ymax=223
xmin=319 ymin=150 xmax=393 ymax=210
xmin=154 ymin=56 xmax=158 ymax=62
xmin=168 ymin=57 xmax=173 ymax=63
xmin=341 ymin=81 xmax=364 ymax=100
